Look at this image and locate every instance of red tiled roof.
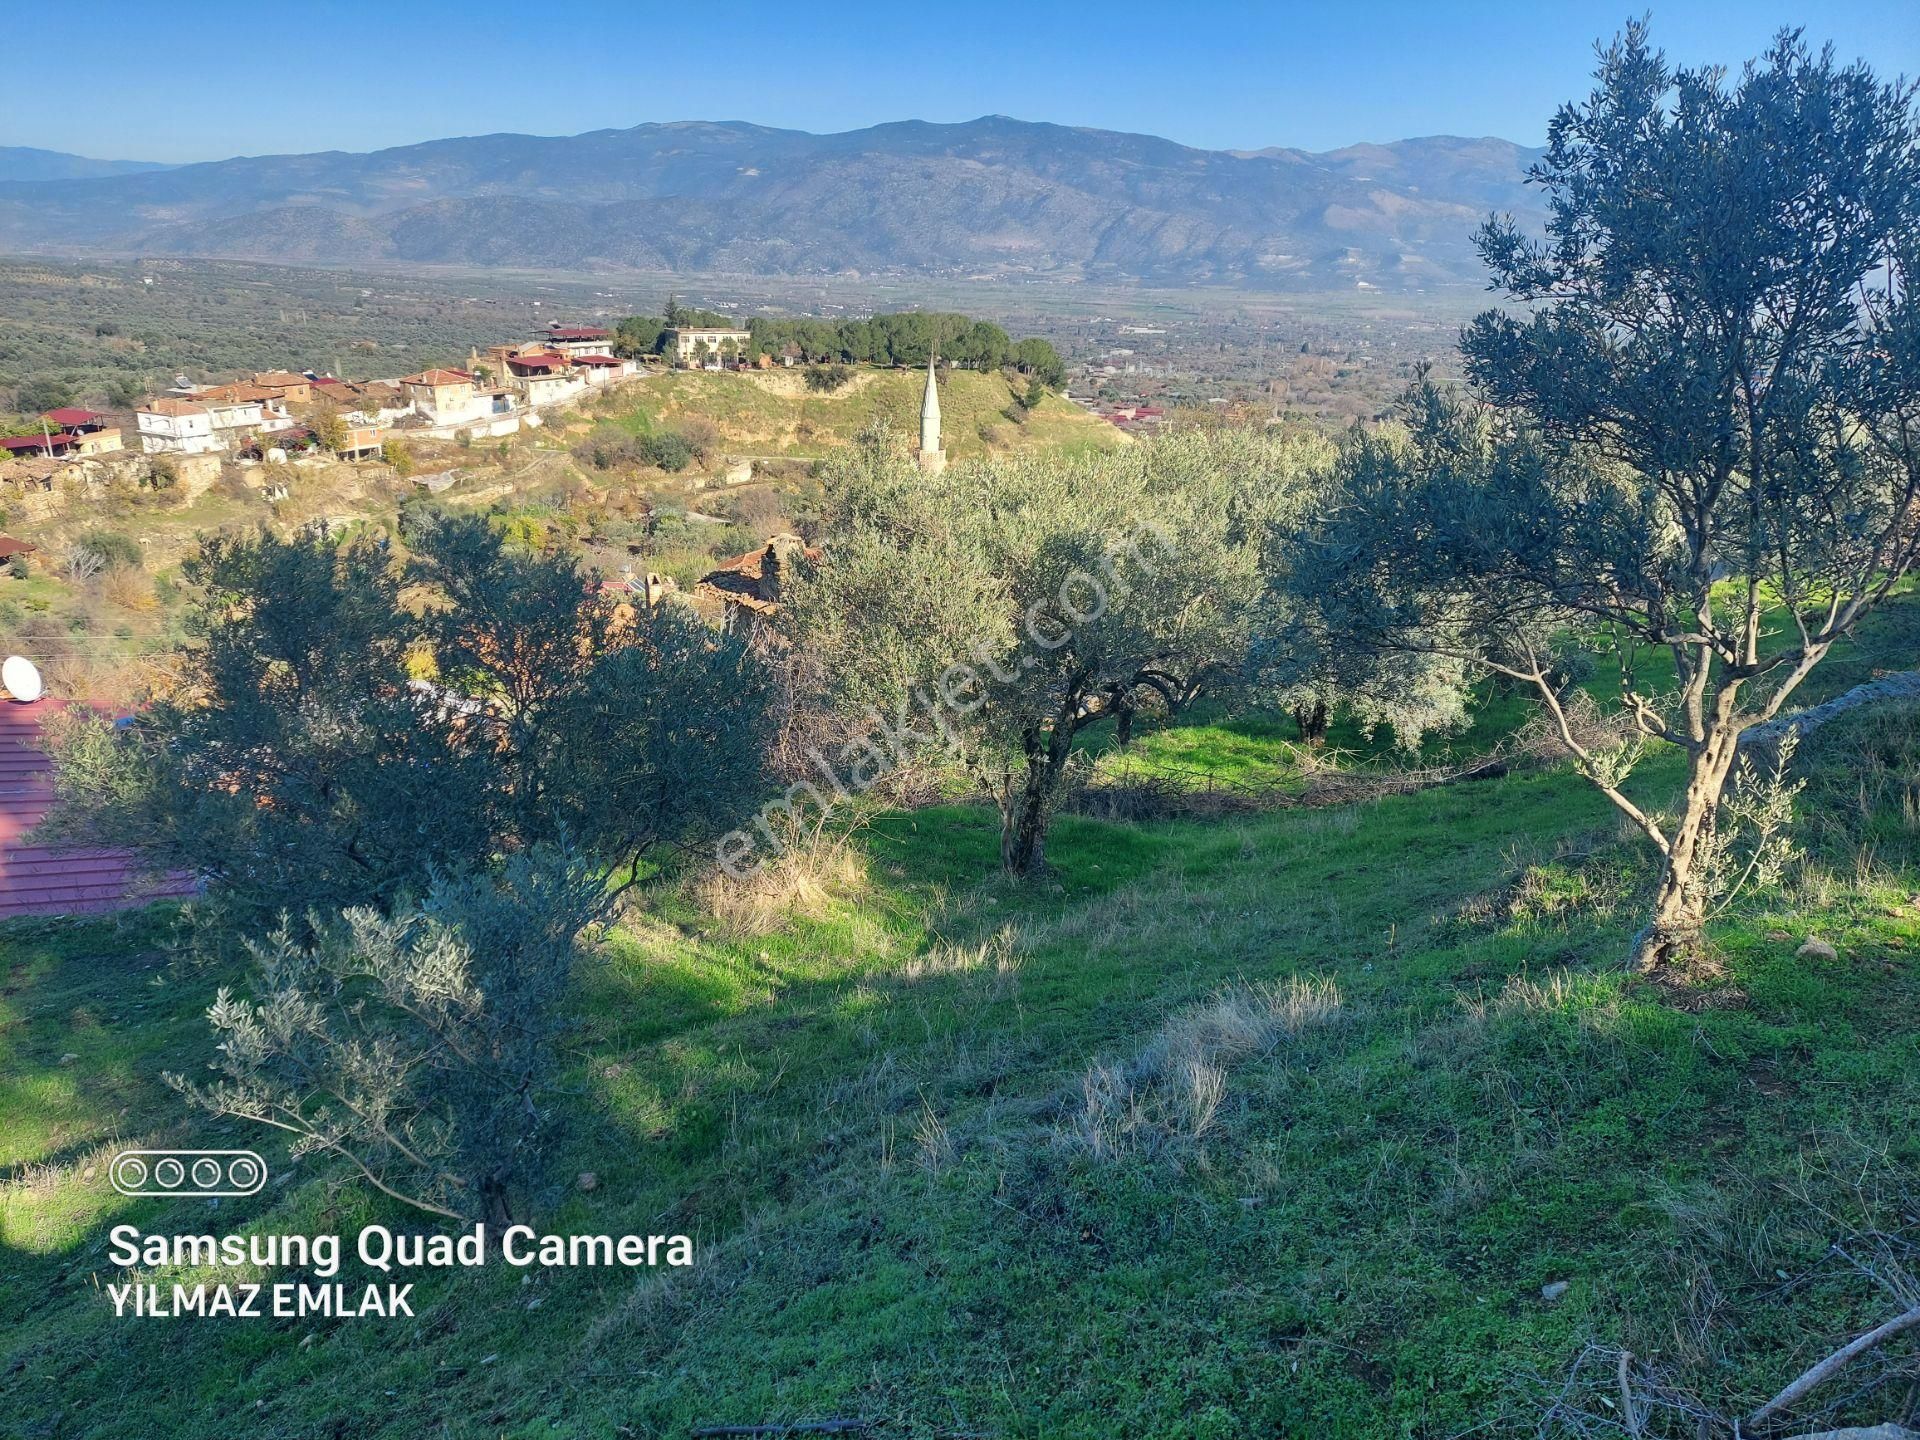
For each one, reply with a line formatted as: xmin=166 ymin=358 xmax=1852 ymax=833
xmin=402 ymin=368 xmax=473 ymax=386
xmin=141 ymin=397 xmax=208 ymax=417
xmin=0 ymin=701 xmax=197 ymax=918
xmin=198 ymin=383 xmax=271 ymax=405
xmin=695 ymin=535 xmax=821 ymax=615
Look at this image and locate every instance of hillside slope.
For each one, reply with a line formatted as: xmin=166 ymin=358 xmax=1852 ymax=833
xmin=590 ymin=365 xmax=1126 ymax=463
xmin=1 ymin=604 xmax=1916 ymax=1438
xmin=0 ymin=118 xmax=1543 ymax=290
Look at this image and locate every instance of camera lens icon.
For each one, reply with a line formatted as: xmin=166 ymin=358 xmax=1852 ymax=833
xmin=109 ymin=1149 xmax=268 ymax=1198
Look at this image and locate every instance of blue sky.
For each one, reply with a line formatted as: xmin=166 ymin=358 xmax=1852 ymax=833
xmin=8 ymin=1 xmax=1917 ymax=163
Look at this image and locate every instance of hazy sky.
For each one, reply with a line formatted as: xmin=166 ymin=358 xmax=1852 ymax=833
xmin=9 ymin=1 xmax=1918 ymax=164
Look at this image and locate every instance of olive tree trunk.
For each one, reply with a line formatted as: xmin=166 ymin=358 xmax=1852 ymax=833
xmin=1628 ymin=725 xmax=1744 ymax=972
xmin=998 ymin=711 xmax=1078 ymax=877
xmin=1292 ymin=699 xmax=1331 ymax=746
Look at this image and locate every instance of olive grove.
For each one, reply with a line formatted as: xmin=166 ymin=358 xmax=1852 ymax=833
xmin=1293 ymin=25 xmax=1920 ymax=970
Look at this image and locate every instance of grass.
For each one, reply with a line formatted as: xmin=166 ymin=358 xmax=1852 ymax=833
xmin=2 ymin=619 xmax=1918 ymax=1437
xmin=1093 ymin=580 xmax=1920 ymax=798
xmin=594 ymin=366 xmax=1125 ymax=463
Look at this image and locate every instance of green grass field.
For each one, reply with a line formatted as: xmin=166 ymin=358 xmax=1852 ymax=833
xmin=2 ymin=610 xmax=1918 ymax=1438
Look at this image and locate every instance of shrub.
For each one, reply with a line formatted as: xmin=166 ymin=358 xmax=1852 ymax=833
xmin=169 ymin=847 xmax=608 ymax=1225
xmin=396 ymin=493 xmax=446 ymax=543
xmin=639 ymin=431 xmax=694 ymax=473
xmin=41 ymin=521 xmax=775 ymax=944
xmin=571 ymin=427 xmax=646 ymax=471
xmin=676 ymin=417 xmax=722 ymax=463
xmin=804 ymin=363 xmax=854 ymax=393
xmin=63 ymin=547 xmax=104 ymax=585
xmin=77 ymin=529 xmax=142 ymax=572
xmin=381 ymin=439 xmax=415 ymax=477
xmin=726 ymin=488 xmax=791 ymax=535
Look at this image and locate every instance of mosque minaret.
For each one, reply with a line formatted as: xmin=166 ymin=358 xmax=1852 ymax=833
xmin=917 ymin=352 xmax=947 ymax=474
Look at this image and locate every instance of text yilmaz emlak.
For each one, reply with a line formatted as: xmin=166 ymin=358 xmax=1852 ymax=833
xmin=103 ymin=1223 xmax=694 ymax=1320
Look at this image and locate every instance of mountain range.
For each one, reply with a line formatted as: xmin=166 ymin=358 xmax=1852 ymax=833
xmin=0 ymin=147 xmax=173 ymax=183
xmin=0 ymin=118 xmax=1543 ymax=290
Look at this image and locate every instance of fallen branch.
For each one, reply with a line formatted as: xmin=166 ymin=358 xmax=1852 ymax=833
xmin=1618 ymin=1349 xmax=1642 ymax=1437
xmin=1740 ymin=671 xmax=1920 ymax=754
xmin=1746 ymin=1303 xmax=1920 ymax=1430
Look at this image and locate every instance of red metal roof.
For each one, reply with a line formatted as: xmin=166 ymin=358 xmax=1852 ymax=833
xmin=547 ymin=326 xmax=609 ymax=340
xmin=0 ymin=700 xmax=197 ymax=918
xmin=0 ymin=435 xmax=75 ymax=453
xmin=43 ymin=407 xmax=104 ymax=426
xmin=572 ymin=354 xmax=621 ymax=366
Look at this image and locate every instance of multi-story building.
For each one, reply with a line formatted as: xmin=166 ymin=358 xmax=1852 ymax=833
xmin=542 ymin=325 xmax=614 ymax=359
xmin=400 ymin=368 xmax=480 ymax=424
xmin=250 ymin=371 xmax=313 ymax=405
xmin=136 ymin=398 xmax=221 ymax=455
xmin=664 ymin=325 xmax=754 ymax=367
xmin=504 ymin=351 xmax=586 ymax=408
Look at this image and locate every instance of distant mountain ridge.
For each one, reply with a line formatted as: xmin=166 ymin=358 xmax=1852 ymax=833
xmin=0 ymin=147 xmax=172 ymax=182
xmin=0 ymin=118 xmax=1543 ymax=290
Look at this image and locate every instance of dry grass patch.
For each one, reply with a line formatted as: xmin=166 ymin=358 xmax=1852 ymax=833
xmin=691 ymin=820 xmax=872 ymax=937
xmin=1061 ymin=974 xmax=1344 ymax=1159
xmin=97 ymin=565 xmax=157 ymax=612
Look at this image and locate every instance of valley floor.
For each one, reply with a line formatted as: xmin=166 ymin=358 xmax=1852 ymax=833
xmin=2 ymin=612 xmax=1918 ymax=1438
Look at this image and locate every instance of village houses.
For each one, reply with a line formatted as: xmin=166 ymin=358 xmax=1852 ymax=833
xmin=29 ymin=318 xmax=653 ymax=470
xmin=0 ymin=408 xmax=124 ymax=461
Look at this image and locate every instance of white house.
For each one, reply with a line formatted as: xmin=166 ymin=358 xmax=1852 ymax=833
xmin=504 ymin=352 xmax=587 ymax=409
xmin=202 ymin=395 xmax=267 ymax=440
xmin=136 ymin=398 xmax=221 ymax=455
xmin=570 ymin=354 xmax=633 ymax=386
xmin=664 ymin=325 xmax=754 ymax=366
xmin=542 ymin=325 xmax=615 ymax=359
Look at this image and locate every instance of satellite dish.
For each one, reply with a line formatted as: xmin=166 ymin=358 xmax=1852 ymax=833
xmin=3 ymin=656 xmax=43 ymax=703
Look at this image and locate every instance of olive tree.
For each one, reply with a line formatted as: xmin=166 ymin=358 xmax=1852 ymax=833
xmin=782 ymin=428 xmax=1324 ymax=874
xmin=43 ymin=517 xmax=772 ymax=924
xmin=38 ymin=527 xmax=493 ymax=930
xmin=1299 ymin=26 xmax=1920 ymax=970
xmin=407 ymin=512 xmax=774 ymax=892
xmin=170 ymin=846 xmax=606 ymax=1226
xmin=49 ymin=518 xmax=774 ymax=1225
